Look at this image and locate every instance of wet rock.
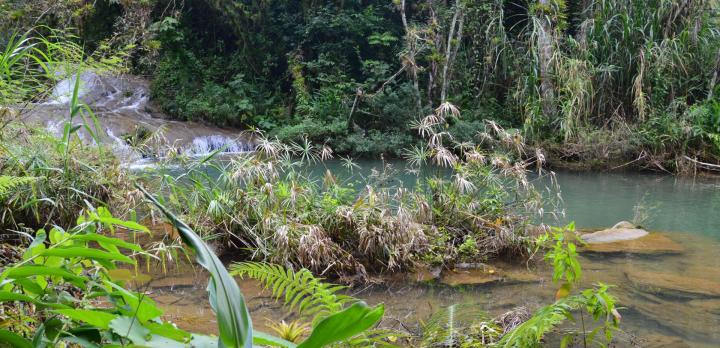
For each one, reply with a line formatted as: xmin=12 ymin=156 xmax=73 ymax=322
xmin=440 ymin=267 xmax=541 ymax=287
xmin=625 ymin=269 xmax=720 ymax=297
xmin=582 ymin=232 xmax=684 ymax=255
xmin=612 ymin=220 xmax=638 ymax=229
xmin=688 ymin=299 xmax=720 ymax=315
xmin=638 ymin=333 xmax=691 ymax=348
xmin=455 ymin=262 xmax=487 ymax=269
xmin=626 ymin=293 xmax=720 ymax=343
xmin=581 ymin=222 xmax=649 ymax=244
xmin=411 ymin=266 xmax=441 ymax=282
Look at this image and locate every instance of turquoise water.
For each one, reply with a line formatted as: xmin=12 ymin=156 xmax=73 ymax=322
xmin=312 ymin=159 xmax=720 ymax=240
xmin=557 ymin=170 xmax=720 ymax=239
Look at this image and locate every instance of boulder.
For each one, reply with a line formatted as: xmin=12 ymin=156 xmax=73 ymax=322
xmin=581 ymin=222 xmax=649 ymax=244
xmin=580 ymin=222 xmax=683 ymax=254
xmin=583 ymin=233 xmax=684 ymax=254
xmin=612 ymin=220 xmax=637 ymax=229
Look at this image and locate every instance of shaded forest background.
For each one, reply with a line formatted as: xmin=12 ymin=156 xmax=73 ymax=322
xmin=2 ymin=0 xmax=719 ymax=170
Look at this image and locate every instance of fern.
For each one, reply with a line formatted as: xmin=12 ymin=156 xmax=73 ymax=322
xmin=497 ymin=295 xmax=584 ymax=348
xmin=229 ymin=262 xmax=352 ymax=323
xmin=231 ymin=262 xmax=403 ymax=347
xmin=0 ymin=176 xmax=36 ymax=198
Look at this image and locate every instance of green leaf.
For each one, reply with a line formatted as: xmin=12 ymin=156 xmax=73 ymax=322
xmin=0 ymin=329 xmax=32 ymax=348
xmin=3 ymin=265 xmax=86 ymax=287
xmin=189 ymin=334 xmax=219 ymax=347
xmin=297 ymin=302 xmax=384 ymax=348
xmin=53 ymin=309 xmax=117 ymax=330
xmin=70 ymin=234 xmax=142 ymax=252
xmin=39 ymin=247 xmax=135 ymax=264
xmin=0 ymin=290 xmax=69 ymax=309
xmin=22 ymin=230 xmax=46 ymax=260
xmin=142 ymin=335 xmax=191 ymax=348
xmin=138 ymin=185 xmax=253 ymax=348
xmin=109 ymin=316 xmax=151 ymax=344
xmin=92 ymin=207 xmax=150 ymax=233
xmin=253 ymin=331 xmax=298 ymax=348
xmin=144 ymin=322 xmax=191 ymax=342
xmin=105 ymin=281 xmax=163 ymax=322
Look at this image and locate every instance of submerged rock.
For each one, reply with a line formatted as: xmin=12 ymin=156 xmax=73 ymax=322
xmin=626 ymin=269 xmax=720 ymax=298
xmin=639 ymin=333 xmax=691 ymax=348
xmin=624 ymin=291 xmax=720 ymax=343
xmin=580 ymin=222 xmax=683 ymax=254
xmin=440 ymin=267 xmax=541 ymax=287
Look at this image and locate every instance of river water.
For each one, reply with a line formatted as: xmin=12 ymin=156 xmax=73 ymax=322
xmin=142 ymin=161 xmax=720 ymax=347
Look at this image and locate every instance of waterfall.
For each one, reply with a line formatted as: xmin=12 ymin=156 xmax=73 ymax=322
xmin=34 ymin=71 xmax=255 ymax=168
xmin=186 ymin=135 xmax=253 ymax=156
xmin=105 ymin=128 xmax=140 ymax=162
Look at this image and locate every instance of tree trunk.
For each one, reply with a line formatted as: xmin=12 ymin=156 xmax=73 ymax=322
xmin=536 ymin=0 xmax=557 ymax=118
xmin=440 ymin=2 xmax=464 ymax=103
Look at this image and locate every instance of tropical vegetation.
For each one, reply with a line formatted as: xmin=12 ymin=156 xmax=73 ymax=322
xmin=8 ymin=0 xmax=717 ymax=346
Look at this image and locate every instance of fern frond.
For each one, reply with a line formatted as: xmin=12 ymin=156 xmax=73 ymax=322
xmin=229 ymin=261 xmax=352 ymax=323
xmin=497 ymin=295 xmax=584 ymax=348
xmin=0 ymin=176 xmax=36 ymax=198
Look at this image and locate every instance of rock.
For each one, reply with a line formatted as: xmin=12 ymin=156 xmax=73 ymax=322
xmin=580 ymin=222 xmax=684 ymax=254
xmin=626 ymin=292 xmax=720 ymax=343
xmin=583 ymin=233 xmax=684 ymax=254
xmin=612 ymin=220 xmax=638 ymax=229
xmin=441 ymin=268 xmax=502 ymax=286
xmin=410 ymin=266 xmax=441 ymax=282
xmin=440 ymin=267 xmax=541 ymax=287
xmin=581 ymin=225 xmax=649 ymax=244
xmin=688 ymin=299 xmax=720 ymax=314
xmin=638 ymin=333 xmax=691 ymax=348
xmin=625 ymin=269 xmax=720 ymax=297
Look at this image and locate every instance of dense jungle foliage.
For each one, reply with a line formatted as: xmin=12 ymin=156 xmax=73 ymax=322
xmin=3 ymin=0 xmax=718 ymax=169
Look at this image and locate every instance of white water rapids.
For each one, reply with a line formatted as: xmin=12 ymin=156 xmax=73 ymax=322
xmin=22 ymin=71 xmax=253 ymax=166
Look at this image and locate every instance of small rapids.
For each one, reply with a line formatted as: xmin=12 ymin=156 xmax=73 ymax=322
xmin=23 ymin=71 xmax=253 ymax=165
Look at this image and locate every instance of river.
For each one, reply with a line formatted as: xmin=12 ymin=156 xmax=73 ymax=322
xmin=140 ymin=161 xmax=720 ymax=347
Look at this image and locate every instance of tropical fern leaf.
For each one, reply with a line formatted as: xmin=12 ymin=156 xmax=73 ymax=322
xmin=497 ymin=295 xmax=584 ymax=348
xmin=0 ymin=176 xmax=36 ymax=198
xmin=230 ymin=262 xmax=352 ymax=324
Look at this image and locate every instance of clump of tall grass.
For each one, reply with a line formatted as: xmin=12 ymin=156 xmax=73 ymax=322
xmin=143 ymin=103 xmax=558 ymax=279
xmin=0 ymin=124 xmax=127 ymax=232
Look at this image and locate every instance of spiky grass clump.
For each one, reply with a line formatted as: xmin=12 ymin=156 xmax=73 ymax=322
xmin=0 ymin=126 xmax=126 ymax=231
xmin=148 ymin=103 xmax=558 ymax=277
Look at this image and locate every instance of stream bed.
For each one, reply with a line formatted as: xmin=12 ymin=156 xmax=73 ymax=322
xmin=141 ymin=166 xmax=720 ymax=347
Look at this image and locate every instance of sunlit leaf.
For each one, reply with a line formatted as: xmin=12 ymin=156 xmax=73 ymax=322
xmin=39 ymin=247 xmax=135 ymax=264
xmin=53 ymin=309 xmax=117 ymax=330
xmin=297 ymin=302 xmax=384 ymax=348
xmin=0 ymin=329 xmax=32 ymax=348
